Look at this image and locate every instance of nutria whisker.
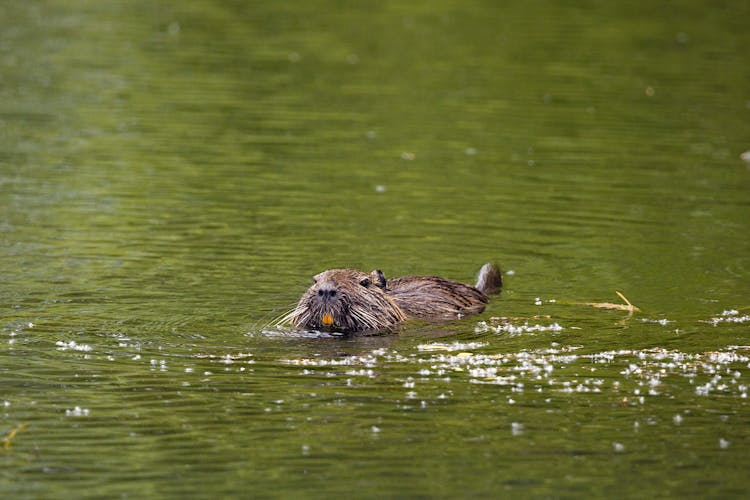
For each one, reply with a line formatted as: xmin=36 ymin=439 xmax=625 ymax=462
xmin=253 ymin=300 xmax=302 ymax=332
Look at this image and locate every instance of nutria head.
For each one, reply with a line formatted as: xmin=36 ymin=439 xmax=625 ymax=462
xmin=283 ymin=269 xmax=406 ymax=333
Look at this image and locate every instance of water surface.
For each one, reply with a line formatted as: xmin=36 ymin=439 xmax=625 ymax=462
xmin=2 ymin=1 xmax=749 ymax=497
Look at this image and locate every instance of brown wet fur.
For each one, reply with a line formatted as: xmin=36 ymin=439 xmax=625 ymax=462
xmin=282 ymin=263 xmax=502 ymax=334
xmin=282 ymin=269 xmax=406 ymax=333
xmin=387 ymin=276 xmax=489 ymax=319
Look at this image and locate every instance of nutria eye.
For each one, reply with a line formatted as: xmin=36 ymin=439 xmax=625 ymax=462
xmin=359 ymin=278 xmax=371 ymax=287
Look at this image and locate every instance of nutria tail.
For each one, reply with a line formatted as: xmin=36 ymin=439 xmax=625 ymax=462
xmin=475 ymin=263 xmax=503 ymax=295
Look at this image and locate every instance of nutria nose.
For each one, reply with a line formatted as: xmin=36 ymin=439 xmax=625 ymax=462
xmin=316 ymin=283 xmax=338 ymax=299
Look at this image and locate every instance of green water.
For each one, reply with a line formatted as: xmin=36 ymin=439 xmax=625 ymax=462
xmin=2 ymin=1 xmax=749 ymax=497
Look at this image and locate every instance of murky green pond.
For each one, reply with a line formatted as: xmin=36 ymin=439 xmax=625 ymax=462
xmin=2 ymin=1 xmax=749 ymax=497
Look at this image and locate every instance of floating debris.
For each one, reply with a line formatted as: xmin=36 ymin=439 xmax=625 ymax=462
xmin=346 ymin=369 xmax=375 ymax=378
xmin=417 ymin=342 xmax=487 ymax=352
xmin=55 ymin=340 xmax=92 ymax=352
xmin=282 ymin=354 xmax=381 ymax=368
xmin=641 ymin=318 xmax=673 ymax=326
xmin=150 ymin=359 xmax=168 ymax=371
xmin=581 ymin=291 xmax=639 ymax=314
xmin=708 ymin=309 xmax=750 ymax=326
xmin=511 ymin=422 xmax=524 ymax=436
xmin=2 ymin=423 xmax=27 ymax=450
xmin=194 ymin=352 xmax=254 ymax=363
xmin=476 ymin=321 xmax=563 ymax=335
xmin=65 ymin=407 xmax=90 ymax=417
xmin=279 ymin=341 xmax=749 ymax=404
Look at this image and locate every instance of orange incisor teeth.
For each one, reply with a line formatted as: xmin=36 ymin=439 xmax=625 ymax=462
xmin=322 ymin=313 xmax=334 ymax=326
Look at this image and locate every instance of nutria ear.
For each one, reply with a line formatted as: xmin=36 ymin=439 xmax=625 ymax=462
xmin=359 ymin=278 xmax=371 ymax=287
xmin=372 ymin=269 xmax=387 ymax=290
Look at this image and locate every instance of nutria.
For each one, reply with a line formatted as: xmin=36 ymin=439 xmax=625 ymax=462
xmin=280 ymin=263 xmax=502 ymax=333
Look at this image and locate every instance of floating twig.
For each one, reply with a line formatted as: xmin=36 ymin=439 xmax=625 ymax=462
xmin=582 ymin=291 xmax=639 ymax=315
xmin=2 ymin=423 xmax=28 ymax=450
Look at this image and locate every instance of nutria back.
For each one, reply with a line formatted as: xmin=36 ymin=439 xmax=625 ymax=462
xmin=281 ymin=263 xmax=502 ymax=333
xmin=387 ymin=276 xmax=489 ymax=319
